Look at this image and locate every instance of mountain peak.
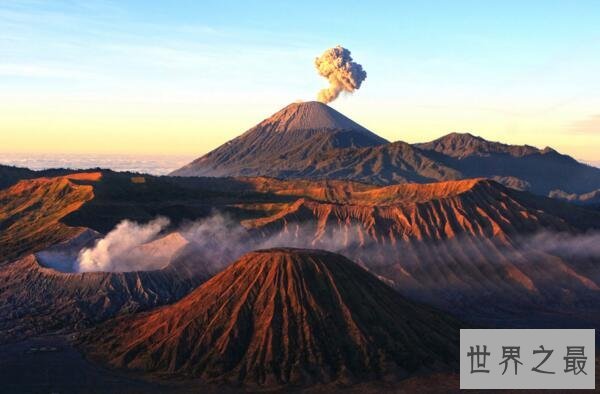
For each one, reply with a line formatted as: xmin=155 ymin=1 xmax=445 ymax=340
xmin=432 ymin=132 xmax=494 ymax=147
xmin=416 ymin=132 xmax=542 ymax=158
xmin=254 ymin=100 xmax=378 ymax=136
xmin=170 ymin=101 xmax=388 ymax=177
xmin=440 ymin=132 xmax=485 ymax=142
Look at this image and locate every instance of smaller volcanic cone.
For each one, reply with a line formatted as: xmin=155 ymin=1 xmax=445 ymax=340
xmin=80 ymin=248 xmax=461 ymax=387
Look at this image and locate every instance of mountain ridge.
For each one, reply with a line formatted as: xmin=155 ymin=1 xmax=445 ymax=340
xmin=171 ymin=102 xmax=600 ymax=197
xmin=414 ymin=132 xmax=551 ymax=158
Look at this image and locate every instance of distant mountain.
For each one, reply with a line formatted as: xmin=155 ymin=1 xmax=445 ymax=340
xmin=415 ymin=132 xmax=600 ymax=195
xmin=549 ymin=188 xmax=600 ymax=205
xmin=171 ymin=103 xmax=600 ymax=197
xmin=414 ymin=132 xmax=544 ymax=158
xmin=171 ymin=101 xmax=388 ymax=177
xmin=80 ymin=248 xmax=461 ymax=387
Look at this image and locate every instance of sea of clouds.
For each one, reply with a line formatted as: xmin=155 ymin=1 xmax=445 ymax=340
xmin=0 ymin=153 xmax=195 ymax=175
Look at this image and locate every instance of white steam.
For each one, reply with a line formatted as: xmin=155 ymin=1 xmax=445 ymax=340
xmin=315 ymin=45 xmax=366 ymax=103
xmin=76 ymin=217 xmax=170 ymax=272
xmin=71 ymin=212 xmax=600 ymax=281
xmin=72 ymin=213 xmax=360 ymax=273
xmin=73 ymin=214 xmax=249 ymax=273
xmin=524 ymin=231 xmax=600 ymax=258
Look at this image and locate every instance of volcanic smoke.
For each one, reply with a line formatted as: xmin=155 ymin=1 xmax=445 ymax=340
xmin=315 ymin=45 xmax=367 ymax=103
xmin=77 ymin=217 xmax=170 ymax=272
xmin=73 ymin=213 xmax=600 ymax=274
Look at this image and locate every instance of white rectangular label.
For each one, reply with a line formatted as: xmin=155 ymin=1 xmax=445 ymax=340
xmin=460 ymin=329 xmax=595 ymax=389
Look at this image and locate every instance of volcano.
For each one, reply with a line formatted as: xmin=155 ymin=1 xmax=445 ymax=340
xmin=170 ymin=103 xmax=600 ymax=197
xmin=171 ymin=101 xmax=388 ymax=177
xmin=4 ymin=171 xmax=600 ymax=340
xmin=81 ymin=248 xmax=461 ymax=387
xmin=0 ymin=173 xmax=223 ymax=344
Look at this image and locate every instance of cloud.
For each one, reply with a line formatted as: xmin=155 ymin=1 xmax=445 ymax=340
xmin=570 ymin=115 xmax=600 ymax=134
xmin=0 ymin=152 xmax=194 ymax=175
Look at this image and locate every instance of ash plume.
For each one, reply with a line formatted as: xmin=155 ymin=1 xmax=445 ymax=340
xmin=315 ymin=45 xmax=366 ymax=103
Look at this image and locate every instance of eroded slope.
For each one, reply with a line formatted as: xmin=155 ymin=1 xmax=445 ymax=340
xmin=81 ymin=249 xmax=461 ymax=387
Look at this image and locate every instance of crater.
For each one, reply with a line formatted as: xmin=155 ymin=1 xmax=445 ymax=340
xmin=35 ymin=229 xmax=189 ymax=273
xmin=35 ymin=228 xmax=100 ymax=272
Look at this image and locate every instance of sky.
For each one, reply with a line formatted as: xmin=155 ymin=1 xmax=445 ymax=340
xmin=2 ymin=0 xmax=600 ymax=162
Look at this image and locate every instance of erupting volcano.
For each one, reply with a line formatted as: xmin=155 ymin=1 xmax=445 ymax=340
xmin=171 ymin=101 xmax=388 ymax=177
